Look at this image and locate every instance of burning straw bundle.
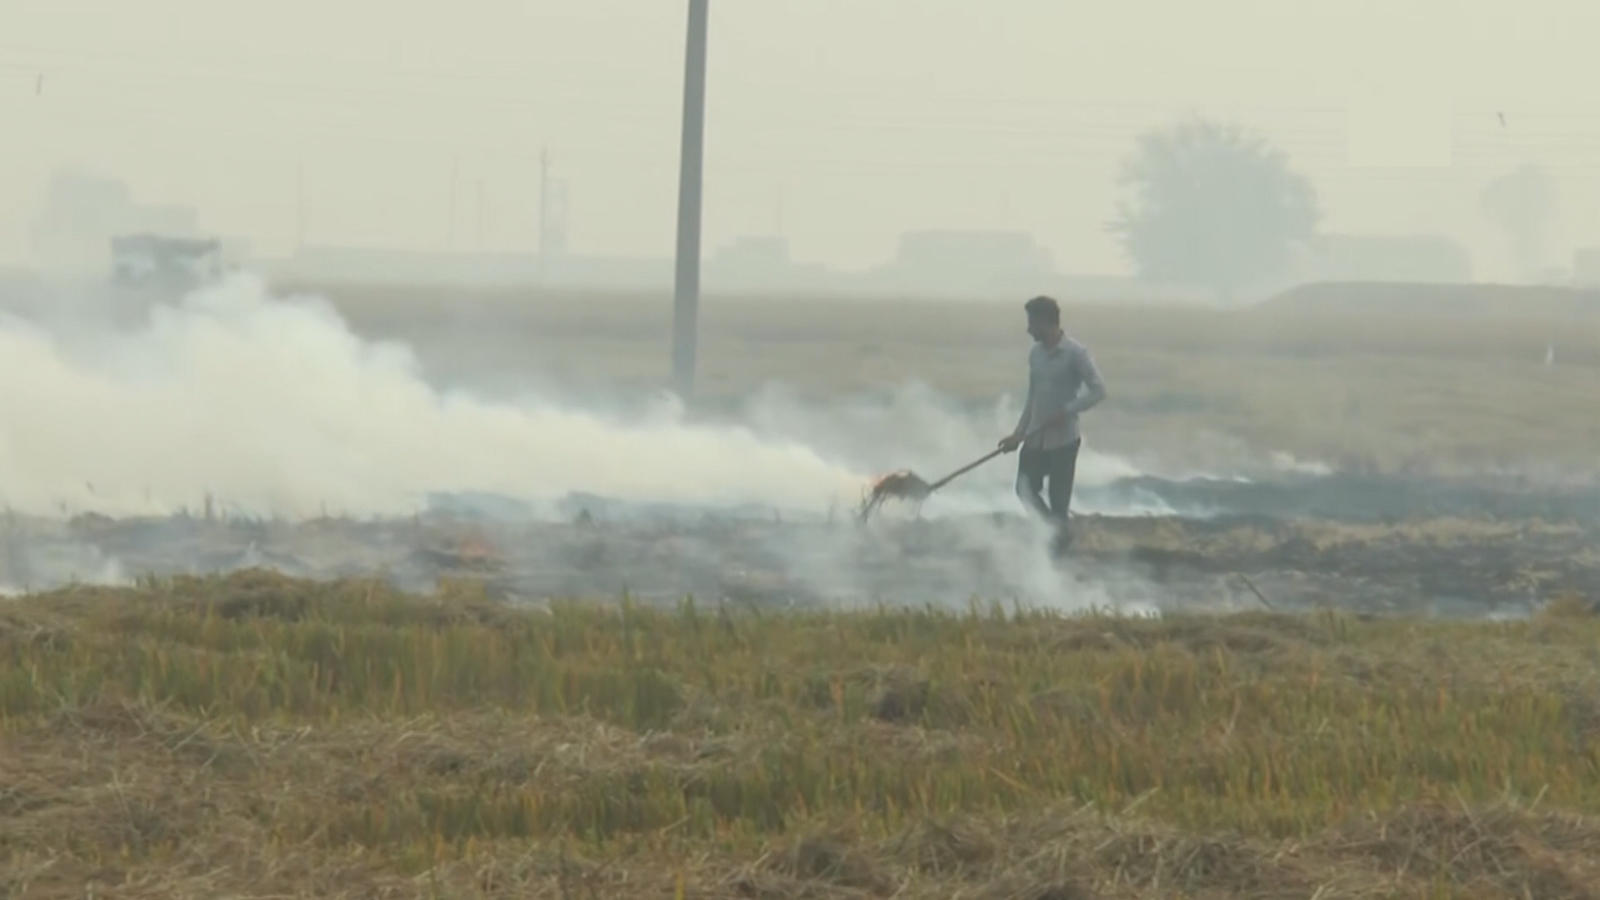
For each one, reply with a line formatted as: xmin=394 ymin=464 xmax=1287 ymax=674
xmin=857 ymin=470 xmax=935 ymax=522
xmin=857 ymin=427 xmax=1043 ymax=523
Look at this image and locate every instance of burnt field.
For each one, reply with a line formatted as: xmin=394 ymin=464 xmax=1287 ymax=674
xmin=8 ymin=467 xmax=1597 ymax=621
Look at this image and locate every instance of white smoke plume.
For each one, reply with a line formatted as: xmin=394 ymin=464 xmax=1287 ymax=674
xmin=0 ymin=274 xmax=874 ymax=518
xmin=0 ymin=274 xmax=1194 ymax=616
xmin=0 ymin=273 xmax=1151 ymax=523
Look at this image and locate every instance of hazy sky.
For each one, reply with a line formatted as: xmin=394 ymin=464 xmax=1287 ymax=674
xmin=5 ymin=0 xmax=1600 ymax=279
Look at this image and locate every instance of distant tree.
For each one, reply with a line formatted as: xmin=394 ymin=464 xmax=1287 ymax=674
xmin=1109 ymin=119 xmax=1319 ymax=300
xmin=1481 ymin=164 xmax=1557 ymax=281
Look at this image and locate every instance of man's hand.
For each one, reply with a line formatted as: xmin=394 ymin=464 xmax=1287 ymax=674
xmin=998 ymin=433 xmax=1023 ymax=453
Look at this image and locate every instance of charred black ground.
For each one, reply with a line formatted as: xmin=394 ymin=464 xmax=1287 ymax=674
xmin=6 ymin=469 xmax=1595 ymax=620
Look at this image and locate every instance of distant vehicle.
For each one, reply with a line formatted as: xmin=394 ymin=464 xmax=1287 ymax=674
xmin=110 ymin=234 xmax=225 ymax=291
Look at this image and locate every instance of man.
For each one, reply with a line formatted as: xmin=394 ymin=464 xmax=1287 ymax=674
xmin=998 ymin=295 xmax=1107 ymax=555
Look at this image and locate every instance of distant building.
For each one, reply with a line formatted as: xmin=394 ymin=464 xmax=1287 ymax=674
xmin=703 ymin=235 xmax=834 ymax=293
xmin=894 ymin=230 xmax=1056 ymax=273
xmin=861 ymin=230 xmax=1060 ymax=298
xmin=30 ymin=170 xmax=204 ymax=270
xmin=711 ymin=235 xmax=790 ymax=272
xmin=111 ymin=234 xmax=223 ymax=290
xmin=1571 ymin=248 xmax=1600 ymax=286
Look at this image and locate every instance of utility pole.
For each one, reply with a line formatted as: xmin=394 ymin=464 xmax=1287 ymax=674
xmin=672 ymin=0 xmax=709 ymax=402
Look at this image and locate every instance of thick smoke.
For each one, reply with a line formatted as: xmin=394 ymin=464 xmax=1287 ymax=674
xmin=0 ymin=274 xmax=1149 ymax=522
xmin=0 ymin=275 xmax=873 ymax=518
xmin=0 ymin=274 xmax=1184 ymax=614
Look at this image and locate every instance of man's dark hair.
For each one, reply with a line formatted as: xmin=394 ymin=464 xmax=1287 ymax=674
xmin=1024 ymin=295 xmax=1060 ymax=325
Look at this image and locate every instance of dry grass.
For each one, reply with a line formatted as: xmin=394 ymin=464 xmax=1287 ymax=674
xmin=5 ymin=570 xmax=1600 ymax=897
xmin=281 ymin=282 xmax=1600 ymax=476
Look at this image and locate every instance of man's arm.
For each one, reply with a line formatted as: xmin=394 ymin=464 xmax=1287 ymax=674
xmin=1065 ymin=345 xmax=1107 ymax=415
xmin=1000 ymin=367 xmax=1035 ymax=450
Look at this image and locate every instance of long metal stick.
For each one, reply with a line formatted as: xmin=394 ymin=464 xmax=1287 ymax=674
xmin=924 ymin=423 xmax=1050 ymax=494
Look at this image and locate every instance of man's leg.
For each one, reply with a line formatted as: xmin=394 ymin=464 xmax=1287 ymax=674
xmin=1045 ymin=439 xmax=1082 ymax=555
xmin=1015 ymin=447 xmax=1052 ymax=520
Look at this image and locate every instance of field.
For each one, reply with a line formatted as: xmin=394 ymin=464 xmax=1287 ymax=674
xmin=6 ymin=281 xmax=1600 ymax=897
xmin=300 ymin=282 xmax=1600 ymax=476
xmin=4 ymin=571 xmax=1600 ymax=899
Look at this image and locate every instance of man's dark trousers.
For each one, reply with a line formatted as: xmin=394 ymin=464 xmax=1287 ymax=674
xmin=1016 ymin=438 xmax=1081 ymax=551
